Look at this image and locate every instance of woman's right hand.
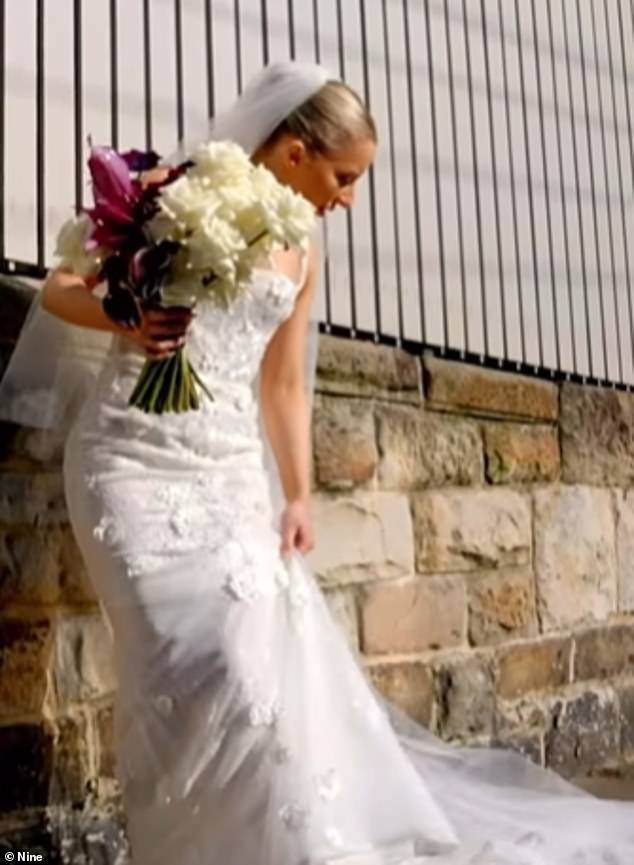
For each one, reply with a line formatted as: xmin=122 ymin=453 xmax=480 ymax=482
xmin=119 ymin=304 xmax=196 ymax=360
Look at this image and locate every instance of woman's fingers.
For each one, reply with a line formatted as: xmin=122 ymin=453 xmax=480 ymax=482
xmin=144 ymin=307 xmax=195 ymax=325
xmin=142 ymin=336 xmax=185 ymax=358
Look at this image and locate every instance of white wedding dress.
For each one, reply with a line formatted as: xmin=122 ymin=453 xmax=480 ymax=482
xmin=62 ymin=260 xmax=634 ymax=865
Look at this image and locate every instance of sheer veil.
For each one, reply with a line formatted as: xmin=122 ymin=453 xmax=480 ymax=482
xmin=0 ymin=60 xmax=328 ymax=525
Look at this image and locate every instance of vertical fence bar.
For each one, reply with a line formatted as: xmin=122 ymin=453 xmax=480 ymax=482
xmin=444 ymin=0 xmax=468 ymax=352
xmin=514 ymin=0 xmax=543 ymax=368
xmin=311 ymin=0 xmax=332 ymax=332
xmin=142 ymin=0 xmax=152 ymax=150
xmin=234 ymin=0 xmax=242 ymax=95
xmin=480 ymin=0 xmax=507 ymax=361
xmin=287 ymin=0 xmax=295 ymax=60
xmin=380 ymin=0 xmax=404 ymax=344
xmin=529 ymin=0 xmax=560 ymax=372
xmin=35 ymin=0 xmax=44 ymax=268
xmin=616 ymin=0 xmax=634 ymax=187
xmin=575 ymin=0 xmax=608 ymax=380
xmin=498 ymin=0 xmax=526 ymax=364
xmin=110 ymin=0 xmax=119 ymax=148
xmin=261 ymin=0 xmax=269 ymax=66
xmin=604 ymin=0 xmax=634 ymax=375
xmin=205 ymin=0 xmax=214 ymax=119
xmin=359 ymin=0 xmax=382 ymax=340
xmin=74 ymin=0 xmax=84 ymax=211
xmin=0 ymin=0 xmax=4 ymax=262
xmin=336 ymin=0 xmax=357 ymax=335
xmin=590 ymin=0 xmax=623 ymax=382
xmin=462 ymin=0 xmax=488 ymax=357
xmin=561 ymin=0 xmax=593 ymax=378
xmin=402 ymin=0 xmax=426 ymax=345
xmin=425 ymin=0 xmax=448 ymax=348
xmin=174 ymin=0 xmax=184 ymax=142
xmin=546 ymin=0 xmax=577 ymax=374
xmin=311 ymin=0 xmax=320 ymax=63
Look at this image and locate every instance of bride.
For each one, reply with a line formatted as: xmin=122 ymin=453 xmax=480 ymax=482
xmin=1 ymin=61 xmax=634 ymax=865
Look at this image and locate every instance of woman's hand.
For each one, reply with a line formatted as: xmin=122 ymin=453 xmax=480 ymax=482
xmin=279 ymin=497 xmax=315 ymax=559
xmin=120 ymin=305 xmax=196 ymax=360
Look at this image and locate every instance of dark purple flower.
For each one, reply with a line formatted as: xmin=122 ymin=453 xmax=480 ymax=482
xmin=101 ymin=254 xmax=142 ymax=328
xmin=129 ymin=240 xmax=180 ymax=304
xmin=119 ymin=148 xmax=161 ymax=173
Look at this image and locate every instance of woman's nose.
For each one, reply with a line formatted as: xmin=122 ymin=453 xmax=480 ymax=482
xmin=337 ymin=187 xmax=355 ymax=210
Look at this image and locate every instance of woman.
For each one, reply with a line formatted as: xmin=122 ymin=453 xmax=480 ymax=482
xmin=2 ymin=61 xmax=634 ymax=865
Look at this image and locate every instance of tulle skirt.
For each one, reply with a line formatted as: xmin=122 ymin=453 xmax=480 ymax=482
xmin=62 ymin=412 xmax=634 ymax=865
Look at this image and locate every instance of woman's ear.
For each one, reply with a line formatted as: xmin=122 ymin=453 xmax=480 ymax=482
xmin=287 ymin=138 xmax=307 ymax=168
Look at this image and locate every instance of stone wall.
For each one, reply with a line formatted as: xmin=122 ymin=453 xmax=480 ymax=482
xmin=1 ymin=280 xmax=633 ymax=858
xmin=308 ymin=338 xmax=634 ymax=785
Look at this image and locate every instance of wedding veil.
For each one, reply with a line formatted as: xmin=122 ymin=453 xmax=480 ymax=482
xmin=0 ymin=60 xmax=330 ymax=524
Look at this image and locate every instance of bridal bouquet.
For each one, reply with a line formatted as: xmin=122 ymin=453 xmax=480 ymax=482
xmin=54 ymin=141 xmax=316 ymax=413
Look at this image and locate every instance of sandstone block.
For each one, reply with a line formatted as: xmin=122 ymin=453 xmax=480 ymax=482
xmin=375 ymin=403 xmax=482 ymax=490
xmin=51 ymin=711 xmax=92 ymax=805
xmin=95 ymin=703 xmax=116 ymax=779
xmin=434 ymin=655 xmax=496 ymax=740
xmin=573 ymin=623 xmax=634 ymax=681
xmin=468 ymin=568 xmax=539 ymax=646
xmin=614 ymin=489 xmax=634 ymax=613
xmin=616 ymin=682 xmax=634 ymax=756
xmin=483 ymin=422 xmax=560 ymax=484
xmin=545 ymin=688 xmax=621 ymax=778
xmin=0 ymin=617 xmax=52 ymax=715
xmin=360 ymin=574 xmax=466 ymax=654
xmin=561 ymin=382 xmax=634 ymax=485
xmin=495 ymin=637 xmax=572 ymax=700
xmin=411 ymin=488 xmax=531 ymax=573
xmin=312 ymin=395 xmax=377 ymax=489
xmin=0 ymin=472 xmax=67 ymax=526
xmin=306 ymin=492 xmax=415 ymax=586
xmin=51 ymin=614 xmax=117 ymax=707
xmin=0 ymin=524 xmax=95 ymax=606
xmin=367 ymin=661 xmax=434 ymax=727
xmin=534 ymin=486 xmax=617 ymax=631
xmin=423 ymin=356 xmax=558 ymax=421
xmin=316 ymin=334 xmax=421 ymax=403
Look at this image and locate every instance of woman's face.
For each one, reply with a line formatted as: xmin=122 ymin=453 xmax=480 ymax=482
xmin=260 ymin=134 xmax=376 ymax=216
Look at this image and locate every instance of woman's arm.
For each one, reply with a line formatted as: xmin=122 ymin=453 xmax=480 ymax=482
xmin=41 ymin=267 xmax=122 ymax=332
xmin=41 ymin=165 xmax=190 ymax=358
xmin=259 ymin=245 xmax=318 ymax=507
xmin=40 ymin=266 xmax=194 ymax=359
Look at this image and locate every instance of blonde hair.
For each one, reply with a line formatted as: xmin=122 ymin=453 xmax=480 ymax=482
xmin=264 ymin=80 xmax=377 ymax=154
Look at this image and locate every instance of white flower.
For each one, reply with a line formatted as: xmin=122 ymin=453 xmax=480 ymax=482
xmin=187 ymin=215 xmax=247 ymax=280
xmin=153 ymin=177 xmax=222 ymax=233
xmin=188 ymin=140 xmax=252 ymax=185
xmin=54 ymin=214 xmax=105 ymax=277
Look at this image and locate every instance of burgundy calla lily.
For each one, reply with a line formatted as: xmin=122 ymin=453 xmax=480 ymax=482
xmin=88 ymin=145 xmax=135 ymax=204
xmin=85 ymin=145 xmax=146 ymax=252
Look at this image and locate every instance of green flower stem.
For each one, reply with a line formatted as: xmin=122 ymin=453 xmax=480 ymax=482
xmin=128 ymin=345 xmax=214 ymax=414
xmin=164 ymin=348 xmax=181 ymax=411
xmin=179 ymin=349 xmax=189 ymax=412
xmin=129 ymin=357 xmax=164 ymax=407
xmin=189 ymin=362 xmax=215 ymax=403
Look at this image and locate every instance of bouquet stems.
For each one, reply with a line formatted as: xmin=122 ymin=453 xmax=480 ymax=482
xmin=128 ymin=347 xmax=214 ymax=413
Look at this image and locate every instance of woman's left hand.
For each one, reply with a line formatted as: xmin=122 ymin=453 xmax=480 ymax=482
xmin=279 ymin=498 xmax=315 ymax=559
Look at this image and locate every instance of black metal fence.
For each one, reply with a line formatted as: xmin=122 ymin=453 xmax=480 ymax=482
xmin=1 ymin=0 xmax=633 ymax=389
